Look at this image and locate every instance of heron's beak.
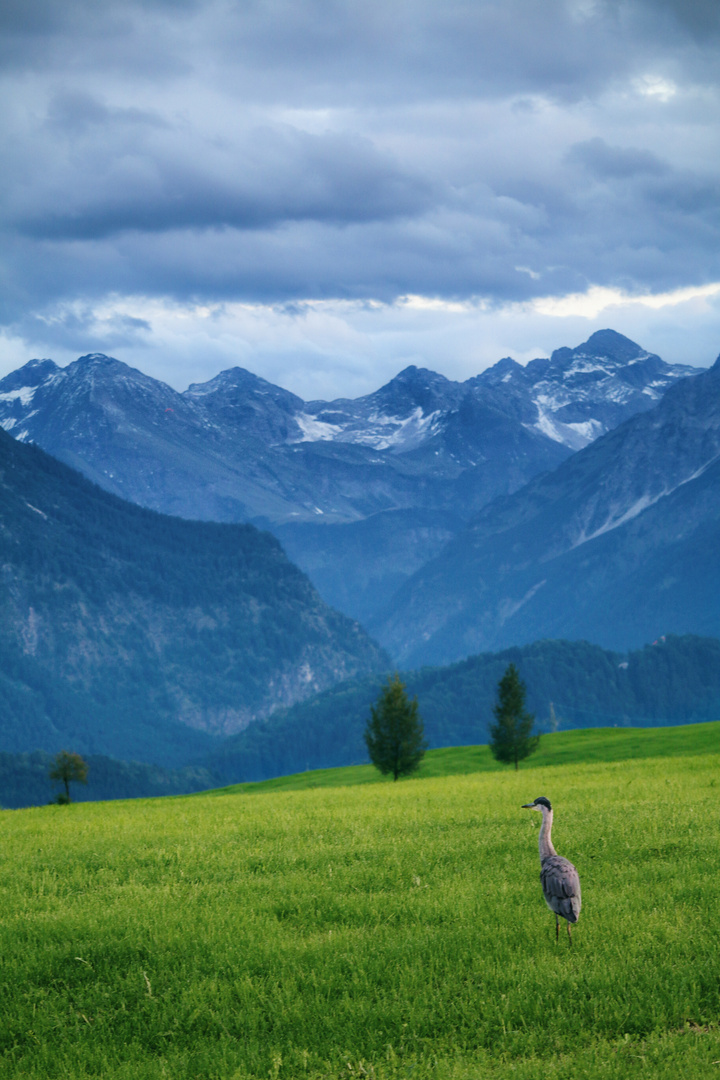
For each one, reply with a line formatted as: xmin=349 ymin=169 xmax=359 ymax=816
xmin=521 ymin=803 xmax=534 ymax=808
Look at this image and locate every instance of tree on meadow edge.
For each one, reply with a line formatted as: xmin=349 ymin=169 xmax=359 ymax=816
xmin=49 ymin=750 xmax=88 ymax=803
xmin=365 ymin=674 xmax=427 ymax=780
xmin=489 ymin=663 xmax=539 ymax=770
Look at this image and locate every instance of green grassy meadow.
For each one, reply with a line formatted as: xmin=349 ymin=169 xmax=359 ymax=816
xmin=2 ymin=725 xmax=720 ymax=1079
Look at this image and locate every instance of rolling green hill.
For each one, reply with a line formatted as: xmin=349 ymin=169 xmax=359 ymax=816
xmin=206 ymin=720 xmax=720 ymax=797
xmin=2 ymin=723 xmax=720 ymax=1079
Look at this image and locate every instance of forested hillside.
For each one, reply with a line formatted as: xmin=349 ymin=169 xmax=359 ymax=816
xmin=0 ymin=429 xmax=386 ymax=765
xmin=203 ymin=635 xmax=720 ymax=782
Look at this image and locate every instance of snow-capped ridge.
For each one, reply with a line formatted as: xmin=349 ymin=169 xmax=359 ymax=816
xmin=0 ymin=329 xmax=700 ymax=540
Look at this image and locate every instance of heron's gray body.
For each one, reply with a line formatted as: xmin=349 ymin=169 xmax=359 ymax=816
xmin=540 ymin=854 xmax=581 ymax=924
xmin=522 ymin=796 xmax=581 ymax=941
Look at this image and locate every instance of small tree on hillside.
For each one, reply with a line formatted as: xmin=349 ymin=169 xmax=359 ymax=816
xmin=365 ymin=674 xmax=427 ymax=780
xmin=489 ymin=664 xmax=539 ymax=770
xmin=49 ymin=751 xmax=88 ymax=803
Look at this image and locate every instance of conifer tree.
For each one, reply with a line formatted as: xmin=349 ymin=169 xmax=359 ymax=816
xmin=489 ymin=664 xmax=539 ymax=770
xmin=364 ymin=674 xmax=427 ymax=780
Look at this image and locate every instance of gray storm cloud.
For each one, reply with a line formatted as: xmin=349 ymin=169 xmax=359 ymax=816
xmin=1 ymin=0 xmax=720 ymax=353
xmin=13 ymin=118 xmax=435 ymax=239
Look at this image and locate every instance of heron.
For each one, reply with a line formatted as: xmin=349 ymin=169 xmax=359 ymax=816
xmin=521 ymin=796 xmax=581 ymax=943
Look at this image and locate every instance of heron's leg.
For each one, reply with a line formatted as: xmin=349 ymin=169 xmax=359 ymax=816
xmin=555 ymin=914 xmax=559 ymax=942
xmin=567 ymin=921 xmax=572 ymax=946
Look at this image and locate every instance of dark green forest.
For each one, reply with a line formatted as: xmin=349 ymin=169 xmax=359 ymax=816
xmin=203 ymin=634 xmax=720 ymax=783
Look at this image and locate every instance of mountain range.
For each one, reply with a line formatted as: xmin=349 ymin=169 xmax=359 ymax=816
xmin=371 ymin=355 xmax=720 ymax=665
xmin=0 ymin=427 xmax=385 ymax=765
xmin=0 ymin=329 xmax=696 ymax=623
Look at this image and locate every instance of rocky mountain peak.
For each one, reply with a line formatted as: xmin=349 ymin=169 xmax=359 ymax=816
xmin=187 ymin=366 xmax=271 ymax=395
xmin=0 ymin=358 xmax=60 ymax=391
xmin=389 ymin=364 xmax=449 ymax=384
xmin=76 ymin=352 xmax=116 ymax=364
xmin=185 ymin=366 xmax=303 ymax=412
xmin=562 ymin=328 xmax=648 ymax=365
xmin=474 ymin=356 xmax=526 ymax=386
xmin=68 ymin=353 xmax=151 ymax=380
xmin=367 ymin=365 xmax=459 ymax=417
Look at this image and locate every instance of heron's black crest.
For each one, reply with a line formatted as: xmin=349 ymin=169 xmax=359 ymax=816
xmin=533 ymin=796 xmax=552 ymax=810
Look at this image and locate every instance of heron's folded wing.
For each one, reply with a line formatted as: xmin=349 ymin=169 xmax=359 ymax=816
xmin=541 ymin=856 xmax=580 ymax=899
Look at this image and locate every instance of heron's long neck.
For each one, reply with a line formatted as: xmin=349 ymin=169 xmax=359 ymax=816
xmin=539 ymin=809 xmax=557 ymax=860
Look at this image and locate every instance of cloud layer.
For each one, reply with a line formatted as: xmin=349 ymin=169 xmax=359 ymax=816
xmin=1 ymin=0 xmax=720 ymax=388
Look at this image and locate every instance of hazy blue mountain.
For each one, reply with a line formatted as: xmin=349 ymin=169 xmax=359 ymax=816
xmin=201 ymin=635 xmax=720 ymax=783
xmin=0 ymin=427 xmax=386 ymax=765
xmin=370 ymin=357 xmax=720 ymax=666
xmin=0 ymin=331 xmax=696 ymax=621
xmin=273 ymin=508 xmax=464 ymax=625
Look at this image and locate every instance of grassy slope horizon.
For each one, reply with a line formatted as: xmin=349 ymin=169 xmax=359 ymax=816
xmin=3 ymin=722 xmax=720 ymax=1079
xmin=204 ymin=720 xmax=720 ymax=798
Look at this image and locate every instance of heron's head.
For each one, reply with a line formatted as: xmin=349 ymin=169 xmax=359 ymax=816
xmin=521 ymin=796 xmax=552 ymax=813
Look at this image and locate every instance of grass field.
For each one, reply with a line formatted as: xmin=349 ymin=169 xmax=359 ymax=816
xmin=2 ymin=724 xmax=720 ymax=1079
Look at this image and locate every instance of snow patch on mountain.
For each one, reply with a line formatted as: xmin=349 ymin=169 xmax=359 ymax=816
xmin=531 ymin=408 xmax=602 ymax=450
xmin=293 ymin=414 xmax=344 ymax=442
xmin=0 ymin=386 xmax=37 ymax=406
xmin=349 ymin=408 xmax=442 ymax=451
xmin=574 ymin=493 xmax=662 ymax=547
xmin=293 ymin=406 xmax=442 ymax=451
xmin=533 ymin=410 xmax=567 ymax=445
xmin=566 ymin=419 xmax=605 ymax=441
xmin=498 ymin=579 xmax=547 ymax=625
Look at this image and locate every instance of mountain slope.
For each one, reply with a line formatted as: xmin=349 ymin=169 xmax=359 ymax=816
xmin=0 ymin=428 xmax=386 ymax=764
xmin=371 ymin=358 xmax=720 ymax=665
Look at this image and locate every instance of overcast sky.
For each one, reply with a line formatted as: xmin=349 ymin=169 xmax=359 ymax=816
xmin=2 ymin=0 xmax=720 ymax=398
